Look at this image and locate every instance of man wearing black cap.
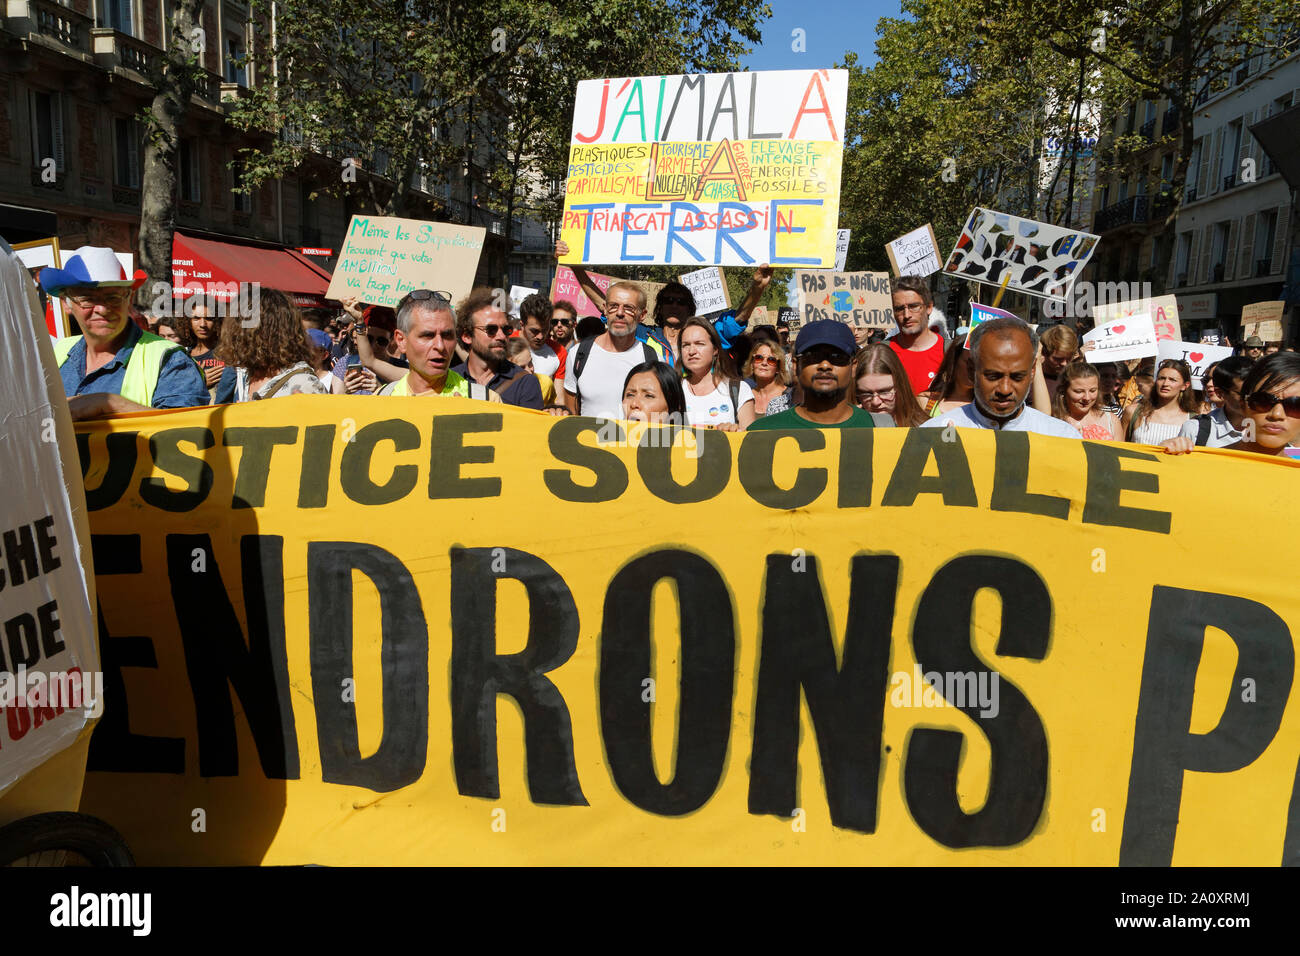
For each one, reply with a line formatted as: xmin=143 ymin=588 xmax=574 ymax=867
xmin=748 ymin=319 xmax=878 ymax=430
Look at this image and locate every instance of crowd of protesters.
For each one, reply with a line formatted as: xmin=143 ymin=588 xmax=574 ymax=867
xmin=37 ymin=244 xmax=1300 ymax=460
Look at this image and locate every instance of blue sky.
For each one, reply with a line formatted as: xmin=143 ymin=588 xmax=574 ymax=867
xmin=740 ymin=0 xmax=902 ymax=72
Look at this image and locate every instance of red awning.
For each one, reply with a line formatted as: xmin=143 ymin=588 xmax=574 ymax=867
xmin=171 ymin=233 xmax=334 ymax=309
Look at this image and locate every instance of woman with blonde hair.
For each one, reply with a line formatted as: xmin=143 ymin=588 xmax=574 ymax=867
xmin=742 ymin=337 xmax=795 ymax=416
xmin=854 ymin=343 xmax=927 ymax=426
xmin=1053 ymin=361 xmax=1123 ymax=440
xmin=220 ymin=288 xmax=329 ymax=400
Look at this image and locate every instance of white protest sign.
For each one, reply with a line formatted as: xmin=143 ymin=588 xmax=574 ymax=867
xmin=0 ymin=242 xmax=99 ymax=796
xmin=508 ymin=285 xmax=538 ymax=318
xmin=943 ymin=207 xmax=1100 ymax=300
xmin=1157 ymin=339 xmax=1234 ymax=389
xmin=326 ymin=215 xmax=486 ymax=308
xmin=1082 ymin=314 xmax=1158 ymax=363
xmin=1093 ymin=293 xmax=1181 ymax=342
xmin=835 ymin=229 xmax=850 ymax=271
xmin=886 ymin=223 xmax=942 ymax=277
xmin=677 ymin=267 xmax=732 ymax=315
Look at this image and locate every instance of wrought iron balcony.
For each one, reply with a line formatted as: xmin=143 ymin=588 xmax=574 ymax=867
xmin=1093 ymin=195 xmax=1150 ymax=233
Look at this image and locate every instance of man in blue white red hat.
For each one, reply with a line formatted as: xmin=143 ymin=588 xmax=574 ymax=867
xmin=39 ymin=246 xmax=209 ymax=419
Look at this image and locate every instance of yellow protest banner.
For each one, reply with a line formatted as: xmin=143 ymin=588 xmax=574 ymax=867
xmin=73 ymin=400 xmax=1300 ymax=865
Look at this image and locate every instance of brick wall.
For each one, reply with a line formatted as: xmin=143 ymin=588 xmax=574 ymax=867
xmin=208 ymin=142 xmax=226 ymax=208
xmin=77 ymin=103 xmax=100 ymax=179
xmin=143 ymin=0 xmax=160 ymax=47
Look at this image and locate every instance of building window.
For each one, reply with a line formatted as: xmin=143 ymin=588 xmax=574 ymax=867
xmin=225 ymin=31 xmax=248 ymax=86
xmin=113 ymin=116 xmax=141 ymax=189
xmin=1175 ymin=231 xmax=1191 ymax=286
xmin=179 ymin=139 xmax=201 ymax=201
xmin=1160 ymin=152 xmax=1174 ymax=187
xmin=1210 ymin=221 xmax=1230 ymax=282
xmin=232 ymin=161 xmax=252 ymax=212
xmin=1256 ymin=210 xmax=1277 ymax=275
xmin=1222 ymin=120 xmax=1242 ymax=186
xmin=29 ymin=91 xmax=65 ymax=173
xmin=103 ymin=0 xmax=134 ymax=35
xmin=1186 ymin=139 xmax=1201 ymax=199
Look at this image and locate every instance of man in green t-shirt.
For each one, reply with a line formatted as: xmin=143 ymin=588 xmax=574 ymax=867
xmin=749 ymin=319 xmax=876 ymax=430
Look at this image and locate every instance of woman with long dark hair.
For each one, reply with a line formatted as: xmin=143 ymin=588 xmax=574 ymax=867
xmin=921 ymin=334 xmax=973 ymax=417
xmin=1122 ymin=358 xmax=1197 ymax=444
xmin=622 ymin=361 xmax=687 ymax=424
xmin=677 ymin=316 xmax=755 ymax=430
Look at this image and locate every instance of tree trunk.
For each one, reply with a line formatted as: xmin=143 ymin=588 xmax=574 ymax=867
xmin=137 ymin=0 xmax=204 ymax=309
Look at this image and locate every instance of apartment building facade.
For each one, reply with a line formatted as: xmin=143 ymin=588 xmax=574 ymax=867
xmin=1 ymin=0 xmax=509 ymax=291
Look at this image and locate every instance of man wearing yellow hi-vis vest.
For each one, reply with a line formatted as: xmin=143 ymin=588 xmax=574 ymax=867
xmin=42 ymin=247 xmax=208 ymax=419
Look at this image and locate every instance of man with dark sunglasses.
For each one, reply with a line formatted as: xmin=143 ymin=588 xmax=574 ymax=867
xmin=453 ymin=286 xmax=543 ymax=409
xmin=551 ymin=301 xmax=578 ymax=349
xmin=749 ymin=321 xmax=879 ymax=430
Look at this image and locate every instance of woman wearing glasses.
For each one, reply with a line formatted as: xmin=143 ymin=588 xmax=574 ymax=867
xmin=742 ymin=338 xmax=795 ymax=416
xmin=1122 ymin=358 xmax=1197 ymax=444
xmin=854 ymin=344 xmax=927 ymax=426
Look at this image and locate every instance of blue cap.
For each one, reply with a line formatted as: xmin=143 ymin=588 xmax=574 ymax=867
xmin=306 ymin=328 xmax=332 ymax=349
xmin=793 ymin=319 xmax=856 ymax=356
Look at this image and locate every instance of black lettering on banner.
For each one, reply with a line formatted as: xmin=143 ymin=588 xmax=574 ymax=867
xmin=637 ymin=427 xmax=730 ymax=503
xmin=87 ymin=534 xmax=186 ymax=773
xmin=904 ymin=555 xmax=1050 ymax=847
xmin=600 ymin=550 xmax=734 ymax=815
xmin=308 ymin=542 xmax=429 ymax=792
xmin=1287 ymin=756 xmax=1300 ymax=866
xmin=3 ymin=613 xmax=39 ymax=669
xmin=990 ymin=432 xmax=1070 ymax=520
xmin=138 ymin=428 xmax=215 ymax=512
xmin=297 ymin=424 xmax=336 ymax=509
xmin=749 ymin=554 xmax=897 ymax=832
xmin=881 ymin=428 xmax=978 ymax=507
xmin=36 ymin=600 xmax=63 ymax=658
xmin=737 ymin=430 xmax=827 ymax=509
xmin=166 ymin=534 xmax=298 ymax=779
xmin=542 ymin=418 xmax=629 ymax=503
xmin=76 ymin=432 xmax=139 ymax=511
xmin=2 ymin=524 xmax=38 ymax=588
xmin=429 ymin=414 xmax=503 ymax=499
xmin=340 ymin=419 xmax=420 ymax=505
xmin=1121 ymin=586 xmax=1294 ymax=866
xmin=837 ymin=429 xmax=873 ymax=508
xmin=34 ymin=515 xmax=60 ymax=574
xmin=450 ymin=547 xmax=586 ymax=805
xmin=1080 ymin=442 xmax=1172 ymax=534
xmin=224 ymin=426 xmax=299 ymax=509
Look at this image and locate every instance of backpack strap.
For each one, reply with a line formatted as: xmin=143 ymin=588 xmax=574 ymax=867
xmin=256 ymin=365 xmax=308 ymax=400
xmin=642 ymin=342 xmax=657 ymax=365
xmin=1196 ymin=413 xmax=1212 ymax=446
xmin=728 ymin=379 xmax=741 ymax=422
xmin=571 ymin=337 xmax=596 ymax=406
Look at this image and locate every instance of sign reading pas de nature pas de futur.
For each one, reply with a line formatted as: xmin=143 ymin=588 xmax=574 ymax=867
xmin=73 ymin=400 xmax=1300 ymax=866
xmin=559 ymin=69 xmax=848 ymax=268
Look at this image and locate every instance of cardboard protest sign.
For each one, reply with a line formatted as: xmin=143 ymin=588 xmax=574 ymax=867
xmin=1241 ymin=300 xmax=1285 ymax=341
xmin=886 ymin=223 xmax=942 ymax=277
xmin=508 ymin=285 xmax=538 ymax=318
xmin=943 ymin=208 xmax=1100 ymax=300
xmin=326 ymin=215 xmax=486 ymax=308
xmin=1093 ymin=293 xmax=1181 ymax=343
xmin=795 ymin=270 xmax=893 ymax=328
xmin=1157 ymin=339 xmax=1234 ymax=389
xmin=964 ymin=303 xmax=1019 ymax=349
xmin=835 ymin=229 xmax=850 ymax=271
xmin=559 ymin=69 xmax=848 ymax=267
xmin=677 ymin=267 xmax=731 ymax=314
xmin=74 ymin=399 xmax=1300 ymax=865
xmin=749 ymin=306 xmax=770 ymax=324
xmin=0 ymin=244 xmax=99 ymax=797
xmin=1082 ymin=314 xmax=1158 ymax=363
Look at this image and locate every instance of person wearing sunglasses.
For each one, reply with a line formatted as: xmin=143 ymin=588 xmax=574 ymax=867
xmin=452 ymin=287 xmax=544 ymax=409
xmin=41 ymin=246 xmax=209 ymax=419
xmin=550 ymin=301 xmax=578 ymax=349
xmin=921 ymin=315 xmax=1080 ymax=437
xmin=749 ymin=321 xmax=877 ymax=430
xmin=1160 ymin=353 xmax=1300 ymax=456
